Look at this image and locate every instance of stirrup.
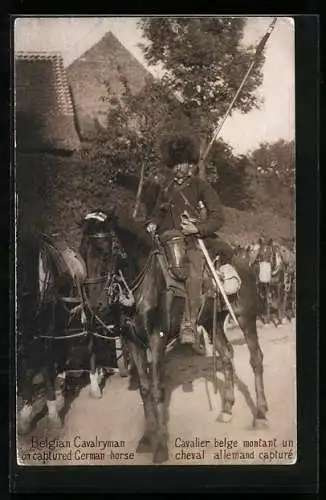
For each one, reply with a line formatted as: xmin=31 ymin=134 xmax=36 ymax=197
xmin=213 ymin=255 xmax=221 ymax=269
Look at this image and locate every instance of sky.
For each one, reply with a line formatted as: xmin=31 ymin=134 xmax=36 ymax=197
xmin=14 ymin=16 xmax=295 ymax=155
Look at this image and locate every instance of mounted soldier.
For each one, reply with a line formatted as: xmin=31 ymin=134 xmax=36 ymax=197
xmin=145 ymin=134 xmax=233 ymax=346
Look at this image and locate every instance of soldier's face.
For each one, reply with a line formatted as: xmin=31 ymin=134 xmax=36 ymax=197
xmin=172 ymin=163 xmax=193 ymax=185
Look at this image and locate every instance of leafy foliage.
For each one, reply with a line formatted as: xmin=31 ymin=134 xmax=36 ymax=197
xmin=245 ymin=140 xmax=295 ymax=218
xmin=17 ymin=20 xmax=294 ymax=248
xmin=249 ymin=139 xmax=295 ymax=190
xmin=86 ymin=75 xmax=256 ymax=213
xmin=206 ymin=141 xmax=255 ymax=209
xmin=138 ymin=17 xmax=265 ymax=133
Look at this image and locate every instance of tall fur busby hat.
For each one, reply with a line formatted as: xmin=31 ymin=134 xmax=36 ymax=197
xmin=160 ymin=134 xmax=200 ymax=169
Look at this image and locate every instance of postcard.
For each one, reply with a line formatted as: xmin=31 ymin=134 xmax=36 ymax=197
xmin=14 ymin=16 xmax=296 ymax=467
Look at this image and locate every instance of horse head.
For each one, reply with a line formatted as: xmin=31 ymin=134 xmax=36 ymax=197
xmin=79 ymin=210 xmax=117 ymax=315
xmin=254 ymin=238 xmax=284 ymax=283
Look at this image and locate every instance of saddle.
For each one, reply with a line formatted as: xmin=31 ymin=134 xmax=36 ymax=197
xmin=158 ymin=230 xmax=241 ymax=298
xmin=202 ymin=259 xmax=242 ymax=298
xmin=40 ymin=234 xmax=87 ymax=284
xmin=131 ymin=231 xmax=187 ymax=300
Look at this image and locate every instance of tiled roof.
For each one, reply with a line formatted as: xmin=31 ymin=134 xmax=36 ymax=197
xmin=15 ymin=51 xmax=80 ymax=152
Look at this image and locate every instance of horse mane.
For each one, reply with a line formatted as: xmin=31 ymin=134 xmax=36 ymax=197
xmin=112 ymin=206 xmax=153 ymax=277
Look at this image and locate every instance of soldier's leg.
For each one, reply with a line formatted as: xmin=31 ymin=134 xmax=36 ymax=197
xmin=180 ymin=245 xmax=205 ymax=344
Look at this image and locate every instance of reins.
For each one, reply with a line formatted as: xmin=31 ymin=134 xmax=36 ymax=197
xmin=35 ymin=231 xmax=122 ymax=341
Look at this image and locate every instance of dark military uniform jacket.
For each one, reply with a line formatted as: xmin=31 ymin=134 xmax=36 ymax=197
xmin=146 ymin=175 xmax=232 ymax=260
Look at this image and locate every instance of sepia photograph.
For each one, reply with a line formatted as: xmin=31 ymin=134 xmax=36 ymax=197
xmin=14 ymin=16 xmax=296 ymax=467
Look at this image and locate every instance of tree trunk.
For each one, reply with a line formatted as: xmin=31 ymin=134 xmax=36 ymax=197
xmin=132 ymin=162 xmax=146 ymax=219
xmin=198 ymin=136 xmax=208 ymax=180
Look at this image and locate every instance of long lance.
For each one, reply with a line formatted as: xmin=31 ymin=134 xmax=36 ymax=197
xmin=180 ymin=195 xmax=240 ymax=326
xmin=132 ymin=162 xmax=146 ymax=219
xmin=192 ymin=18 xmax=278 ymax=326
xmin=199 ymin=17 xmax=278 ymax=169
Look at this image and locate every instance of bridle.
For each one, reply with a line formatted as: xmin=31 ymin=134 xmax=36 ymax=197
xmin=87 ymin=232 xmax=112 ymax=239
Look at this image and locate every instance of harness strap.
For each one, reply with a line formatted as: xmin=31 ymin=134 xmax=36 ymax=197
xmin=82 ymin=275 xmax=109 ymax=286
xmin=60 ymin=297 xmax=81 ymax=303
xmin=131 ymin=251 xmax=157 ymax=293
xmin=81 ymin=291 xmax=118 ymax=334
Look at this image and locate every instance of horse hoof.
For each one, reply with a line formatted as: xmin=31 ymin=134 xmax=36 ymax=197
xmin=47 ymin=414 xmax=63 ymax=429
xmin=217 ymin=411 xmax=233 ymax=423
xmin=136 ymin=435 xmax=152 ymax=453
xmin=90 ymin=386 xmax=102 ymax=399
xmin=153 ymin=446 xmax=169 ymax=464
xmin=18 ymin=405 xmax=33 ymax=435
xmin=191 ymin=342 xmax=206 ymax=356
xmin=253 ymin=417 xmax=268 ymax=430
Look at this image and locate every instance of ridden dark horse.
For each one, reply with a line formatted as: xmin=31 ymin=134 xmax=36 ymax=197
xmin=103 ymin=206 xmax=269 ymax=464
xmin=17 ymin=219 xmax=124 ymax=434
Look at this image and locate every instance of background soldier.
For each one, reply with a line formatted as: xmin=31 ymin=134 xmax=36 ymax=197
xmin=146 ymin=134 xmax=233 ymax=346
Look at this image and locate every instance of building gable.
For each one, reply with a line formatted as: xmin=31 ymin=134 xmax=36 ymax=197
xmin=66 ymin=31 xmax=153 ymax=140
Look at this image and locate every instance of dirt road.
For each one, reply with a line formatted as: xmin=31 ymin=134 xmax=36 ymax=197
xmin=17 ymin=319 xmax=296 ymax=467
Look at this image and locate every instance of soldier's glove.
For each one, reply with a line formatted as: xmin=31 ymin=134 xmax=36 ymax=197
xmin=146 ymin=223 xmax=157 ymax=235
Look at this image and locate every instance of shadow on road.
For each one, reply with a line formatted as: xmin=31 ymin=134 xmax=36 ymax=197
xmin=162 ymin=339 xmax=258 ymax=429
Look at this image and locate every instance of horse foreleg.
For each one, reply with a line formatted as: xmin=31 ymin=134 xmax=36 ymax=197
xmin=150 ymin=328 xmax=168 ymax=464
xmin=88 ymin=335 xmax=102 ymax=399
xmin=238 ymin=315 xmax=268 ymax=426
xmin=127 ymin=340 xmax=157 ymax=454
xmin=214 ymin=321 xmax=235 ymax=423
xmin=42 ymin=344 xmax=62 ymax=429
xmin=265 ymin=283 xmax=271 ymax=324
xmin=279 ymin=283 xmax=287 ymax=324
xmin=128 ymin=356 xmax=139 ymax=391
xmin=18 ymin=368 xmax=35 ymax=435
xmin=257 ymin=283 xmax=266 ymax=324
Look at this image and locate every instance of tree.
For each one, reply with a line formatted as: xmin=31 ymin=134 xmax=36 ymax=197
xmin=246 ymin=139 xmax=295 ymax=218
xmin=138 ymin=18 xmax=265 ymax=143
xmin=250 ymin=139 xmax=295 ymax=190
xmin=81 ymin=75 xmax=198 ymax=218
xmin=204 ymin=140 xmax=254 ymax=210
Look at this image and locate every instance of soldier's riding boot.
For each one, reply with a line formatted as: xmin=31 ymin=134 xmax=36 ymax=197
xmin=180 ymin=244 xmax=205 ymax=345
xmin=180 ymin=297 xmax=196 ymax=345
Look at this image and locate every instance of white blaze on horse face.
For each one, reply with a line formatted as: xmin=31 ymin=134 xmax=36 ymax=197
xmin=259 ymin=261 xmax=272 ymax=283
